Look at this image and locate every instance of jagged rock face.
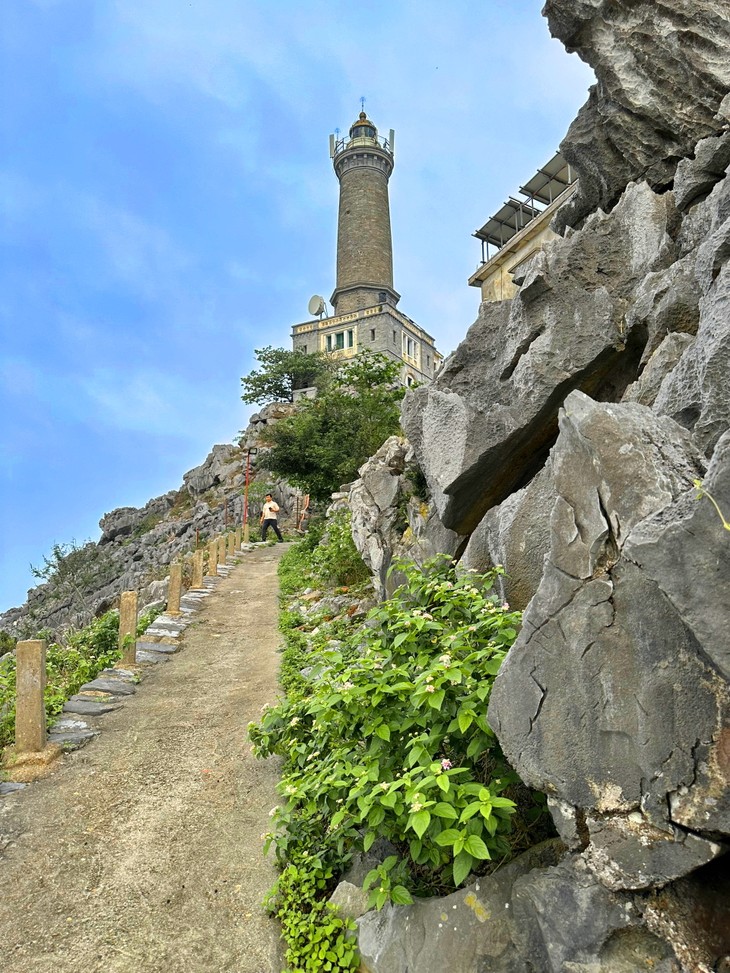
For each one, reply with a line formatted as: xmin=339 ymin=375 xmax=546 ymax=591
xmin=402 ymin=181 xmax=676 ymax=535
xmin=543 ymin=0 xmax=730 ymax=232
xmin=488 ymin=393 xmax=728 ymax=890
xmin=348 ymin=437 xmax=462 ymax=599
xmin=182 ymin=443 xmax=244 ymax=496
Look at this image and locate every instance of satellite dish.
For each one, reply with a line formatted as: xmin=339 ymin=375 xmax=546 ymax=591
xmin=308 ymin=295 xmax=326 ymax=318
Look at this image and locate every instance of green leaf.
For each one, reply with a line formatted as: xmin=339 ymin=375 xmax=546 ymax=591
xmin=375 ymin=723 xmax=391 ymax=741
xmin=459 ymin=802 xmax=482 ymax=823
xmin=380 ymin=790 xmax=398 ymax=808
xmin=432 ymin=802 xmax=458 ymax=820
xmin=453 ymin=850 xmax=474 ymax=887
xmin=411 ymin=809 xmax=431 ymax=839
xmin=463 ymin=834 xmax=491 ymax=860
xmin=363 ymin=830 xmax=376 ymax=852
xmin=390 ymin=885 xmax=414 ymax=905
xmin=393 ymin=632 xmax=409 ymax=647
xmin=434 ymin=828 xmax=460 ymax=847
xmin=428 ymin=689 xmax=445 ymax=710
xmin=457 ymin=708 xmax=474 ymax=733
xmin=436 ymin=775 xmax=450 ymax=793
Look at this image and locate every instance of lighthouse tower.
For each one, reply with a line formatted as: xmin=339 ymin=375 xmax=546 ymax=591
xmin=330 ymin=112 xmax=399 ymax=316
xmin=290 ymin=109 xmax=441 ymax=396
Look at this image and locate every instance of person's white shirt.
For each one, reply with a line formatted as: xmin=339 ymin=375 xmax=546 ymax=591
xmin=262 ymin=500 xmax=279 ymax=520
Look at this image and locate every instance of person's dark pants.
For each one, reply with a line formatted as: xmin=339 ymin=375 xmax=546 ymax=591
xmin=261 ymin=518 xmax=284 ymax=542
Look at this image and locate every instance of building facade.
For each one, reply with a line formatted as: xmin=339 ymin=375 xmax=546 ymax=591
xmin=291 ymin=111 xmax=441 ymax=397
xmin=468 ymin=152 xmax=577 ymax=302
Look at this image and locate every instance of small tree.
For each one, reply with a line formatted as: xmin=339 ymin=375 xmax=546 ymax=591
xmin=241 ymin=346 xmax=334 ymax=406
xmin=259 ymin=352 xmax=405 ymax=501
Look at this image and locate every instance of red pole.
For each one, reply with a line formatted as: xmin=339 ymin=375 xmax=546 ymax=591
xmin=243 ymin=450 xmax=252 ymax=533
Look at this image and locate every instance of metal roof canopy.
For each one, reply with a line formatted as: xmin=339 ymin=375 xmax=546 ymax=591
xmin=474 ymin=151 xmax=575 ymax=250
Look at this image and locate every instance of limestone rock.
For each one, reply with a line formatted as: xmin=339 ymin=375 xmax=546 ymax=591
xmin=349 ymin=437 xmax=461 ymax=599
xmin=328 ymin=881 xmax=371 ymax=922
xmin=458 ymin=461 xmax=555 ymax=611
xmin=654 ymin=200 xmax=730 ymax=453
xmin=488 ymin=393 xmax=728 ymax=890
xmin=402 ymin=183 xmax=675 ymax=534
xmin=674 ymin=131 xmax=730 ymax=213
xmin=510 ymin=857 xmax=675 ymax=973
xmin=543 ymin=0 xmax=730 ymax=231
xmin=183 ymin=444 xmax=241 ymax=496
xmin=622 ymin=333 xmax=696 ymax=407
xmin=357 ymin=841 xmax=563 ymax=973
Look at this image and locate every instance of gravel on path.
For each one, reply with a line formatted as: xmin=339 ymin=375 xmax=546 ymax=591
xmin=0 ymin=545 xmax=288 ymax=973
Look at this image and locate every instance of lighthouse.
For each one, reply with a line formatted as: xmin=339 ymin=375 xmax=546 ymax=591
xmin=290 ymin=108 xmax=441 ymax=396
xmin=330 ymin=112 xmax=399 ymax=316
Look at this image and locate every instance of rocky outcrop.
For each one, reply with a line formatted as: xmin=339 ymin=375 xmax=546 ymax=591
xmin=402 ymin=182 xmax=677 ymax=534
xmin=358 ymin=4 xmax=730 ymax=967
xmin=0 ymin=441 xmax=298 ymax=637
xmin=348 ymin=437 xmax=462 ymax=599
xmin=543 ymin=1 xmax=730 ymax=232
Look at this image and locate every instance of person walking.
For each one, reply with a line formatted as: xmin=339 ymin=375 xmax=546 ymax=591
xmin=260 ymin=493 xmax=284 ymax=542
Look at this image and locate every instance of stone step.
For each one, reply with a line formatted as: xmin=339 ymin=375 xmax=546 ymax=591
xmin=136 ymin=648 xmax=171 ymax=664
xmin=136 ymin=641 xmax=178 ymax=654
xmin=63 ymin=696 xmax=121 ymax=716
xmin=48 ymin=716 xmax=99 ymax=751
xmin=79 ymin=678 xmax=136 ymax=697
xmin=0 ymin=782 xmax=27 ymax=796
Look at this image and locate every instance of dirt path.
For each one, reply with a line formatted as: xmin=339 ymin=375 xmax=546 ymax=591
xmin=0 ymin=546 xmax=287 ymax=973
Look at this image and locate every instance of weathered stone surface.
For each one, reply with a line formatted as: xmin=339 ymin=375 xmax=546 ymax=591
xmin=357 ymin=841 xmax=563 ymax=973
xmin=0 ymin=782 xmax=28 ymax=796
xmin=402 ymin=183 xmax=674 ymax=534
xmin=182 ymin=444 xmax=241 ymax=497
xmin=63 ymin=696 xmax=120 ymax=716
xmin=458 ymin=462 xmax=555 ymax=611
xmin=543 ymin=0 xmax=730 ymax=231
xmin=510 ymin=857 xmax=674 ymax=973
xmin=654 ymin=226 xmax=730 ymax=454
xmin=488 ymin=393 xmax=727 ymax=889
xmin=80 ymin=678 xmax=136 ymax=697
xmin=584 ymin=815 xmax=725 ymax=893
xmin=328 ymin=881 xmax=371 ymax=922
xmin=349 ymin=437 xmax=461 ymax=599
xmin=135 ymin=648 xmax=171 ymax=664
xmin=674 ymin=131 xmax=730 ymax=213
xmin=622 ymin=332 xmax=696 ymax=407
xmin=135 ymin=641 xmax=178 ymax=654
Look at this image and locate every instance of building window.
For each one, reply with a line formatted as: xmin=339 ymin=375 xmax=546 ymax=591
xmin=392 ymin=330 xmax=396 ymax=344
xmin=326 ymin=330 xmax=352 ymax=352
xmin=403 ymin=333 xmax=418 ymax=360
xmin=302 ymin=344 xmax=307 ymax=355
xmin=370 ymin=328 xmax=375 ymax=341
xmin=426 ymin=354 xmax=430 ymax=366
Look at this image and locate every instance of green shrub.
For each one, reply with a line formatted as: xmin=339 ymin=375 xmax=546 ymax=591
xmin=265 ymin=852 xmax=358 ymax=972
xmin=252 ymin=555 xmax=547 ymax=898
xmin=0 ymin=610 xmax=122 ymax=748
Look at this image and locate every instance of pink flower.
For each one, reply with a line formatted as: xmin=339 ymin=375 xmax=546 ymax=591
xmin=440 ymin=759 xmax=453 ymax=770
xmin=502 ymin=602 xmax=510 ymax=611
xmin=425 ymin=685 xmax=436 ymax=693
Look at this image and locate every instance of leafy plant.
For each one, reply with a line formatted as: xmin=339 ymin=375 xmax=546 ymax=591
xmin=251 ymin=554 xmax=546 ymax=897
xmin=264 ymin=852 xmax=359 ymax=972
xmin=241 ymin=346 xmax=335 ymax=406
xmin=259 ymin=352 xmax=405 ymax=501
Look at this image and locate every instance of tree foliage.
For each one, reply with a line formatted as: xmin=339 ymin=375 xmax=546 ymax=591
xmin=240 ymin=346 xmax=334 ymax=405
xmin=258 ymin=352 xmax=405 ymax=501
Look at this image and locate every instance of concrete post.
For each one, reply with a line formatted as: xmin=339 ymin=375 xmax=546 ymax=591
xmin=227 ymin=533 xmax=235 ymax=557
xmin=15 ymin=639 xmax=47 ymax=753
xmin=218 ymin=535 xmax=226 ymax=565
xmin=207 ymin=539 xmax=218 ymax=577
xmin=167 ymin=562 xmax=183 ymax=616
xmin=243 ymin=522 xmax=251 ymax=544
xmin=191 ymin=549 xmax=204 ymax=589
xmin=119 ymin=590 xmax=138 ymax=666
xmin=235 ymin=526 xmax=242 ymax=549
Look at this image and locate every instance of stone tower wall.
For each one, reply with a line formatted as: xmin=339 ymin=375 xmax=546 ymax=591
xmin=334 ymin=163 xmax=394 ymax=314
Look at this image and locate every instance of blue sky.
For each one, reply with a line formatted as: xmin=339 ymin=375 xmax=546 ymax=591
xmin=0 ymin=0 xmax=594 ymax=613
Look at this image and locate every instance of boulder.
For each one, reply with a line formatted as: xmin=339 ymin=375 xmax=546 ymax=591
xmin=542 ymin=0 xmax=730 ymax=232
xmin=349 ymin=437 xmax=461 ymax=599
xmin=183 ymin=444 xmax=241 ymax=496
xmin=654 ymin=188 xmax=730 ymax=453
xmin=357 ymin=841 xmax=563 ymax=973
xmin=458 ymin=462 xmax=555 ymax=611
xmin=402 ymin=183 xmax=675 ymax=535
xmin=488 ymin=392 xmax=728 ymax=890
